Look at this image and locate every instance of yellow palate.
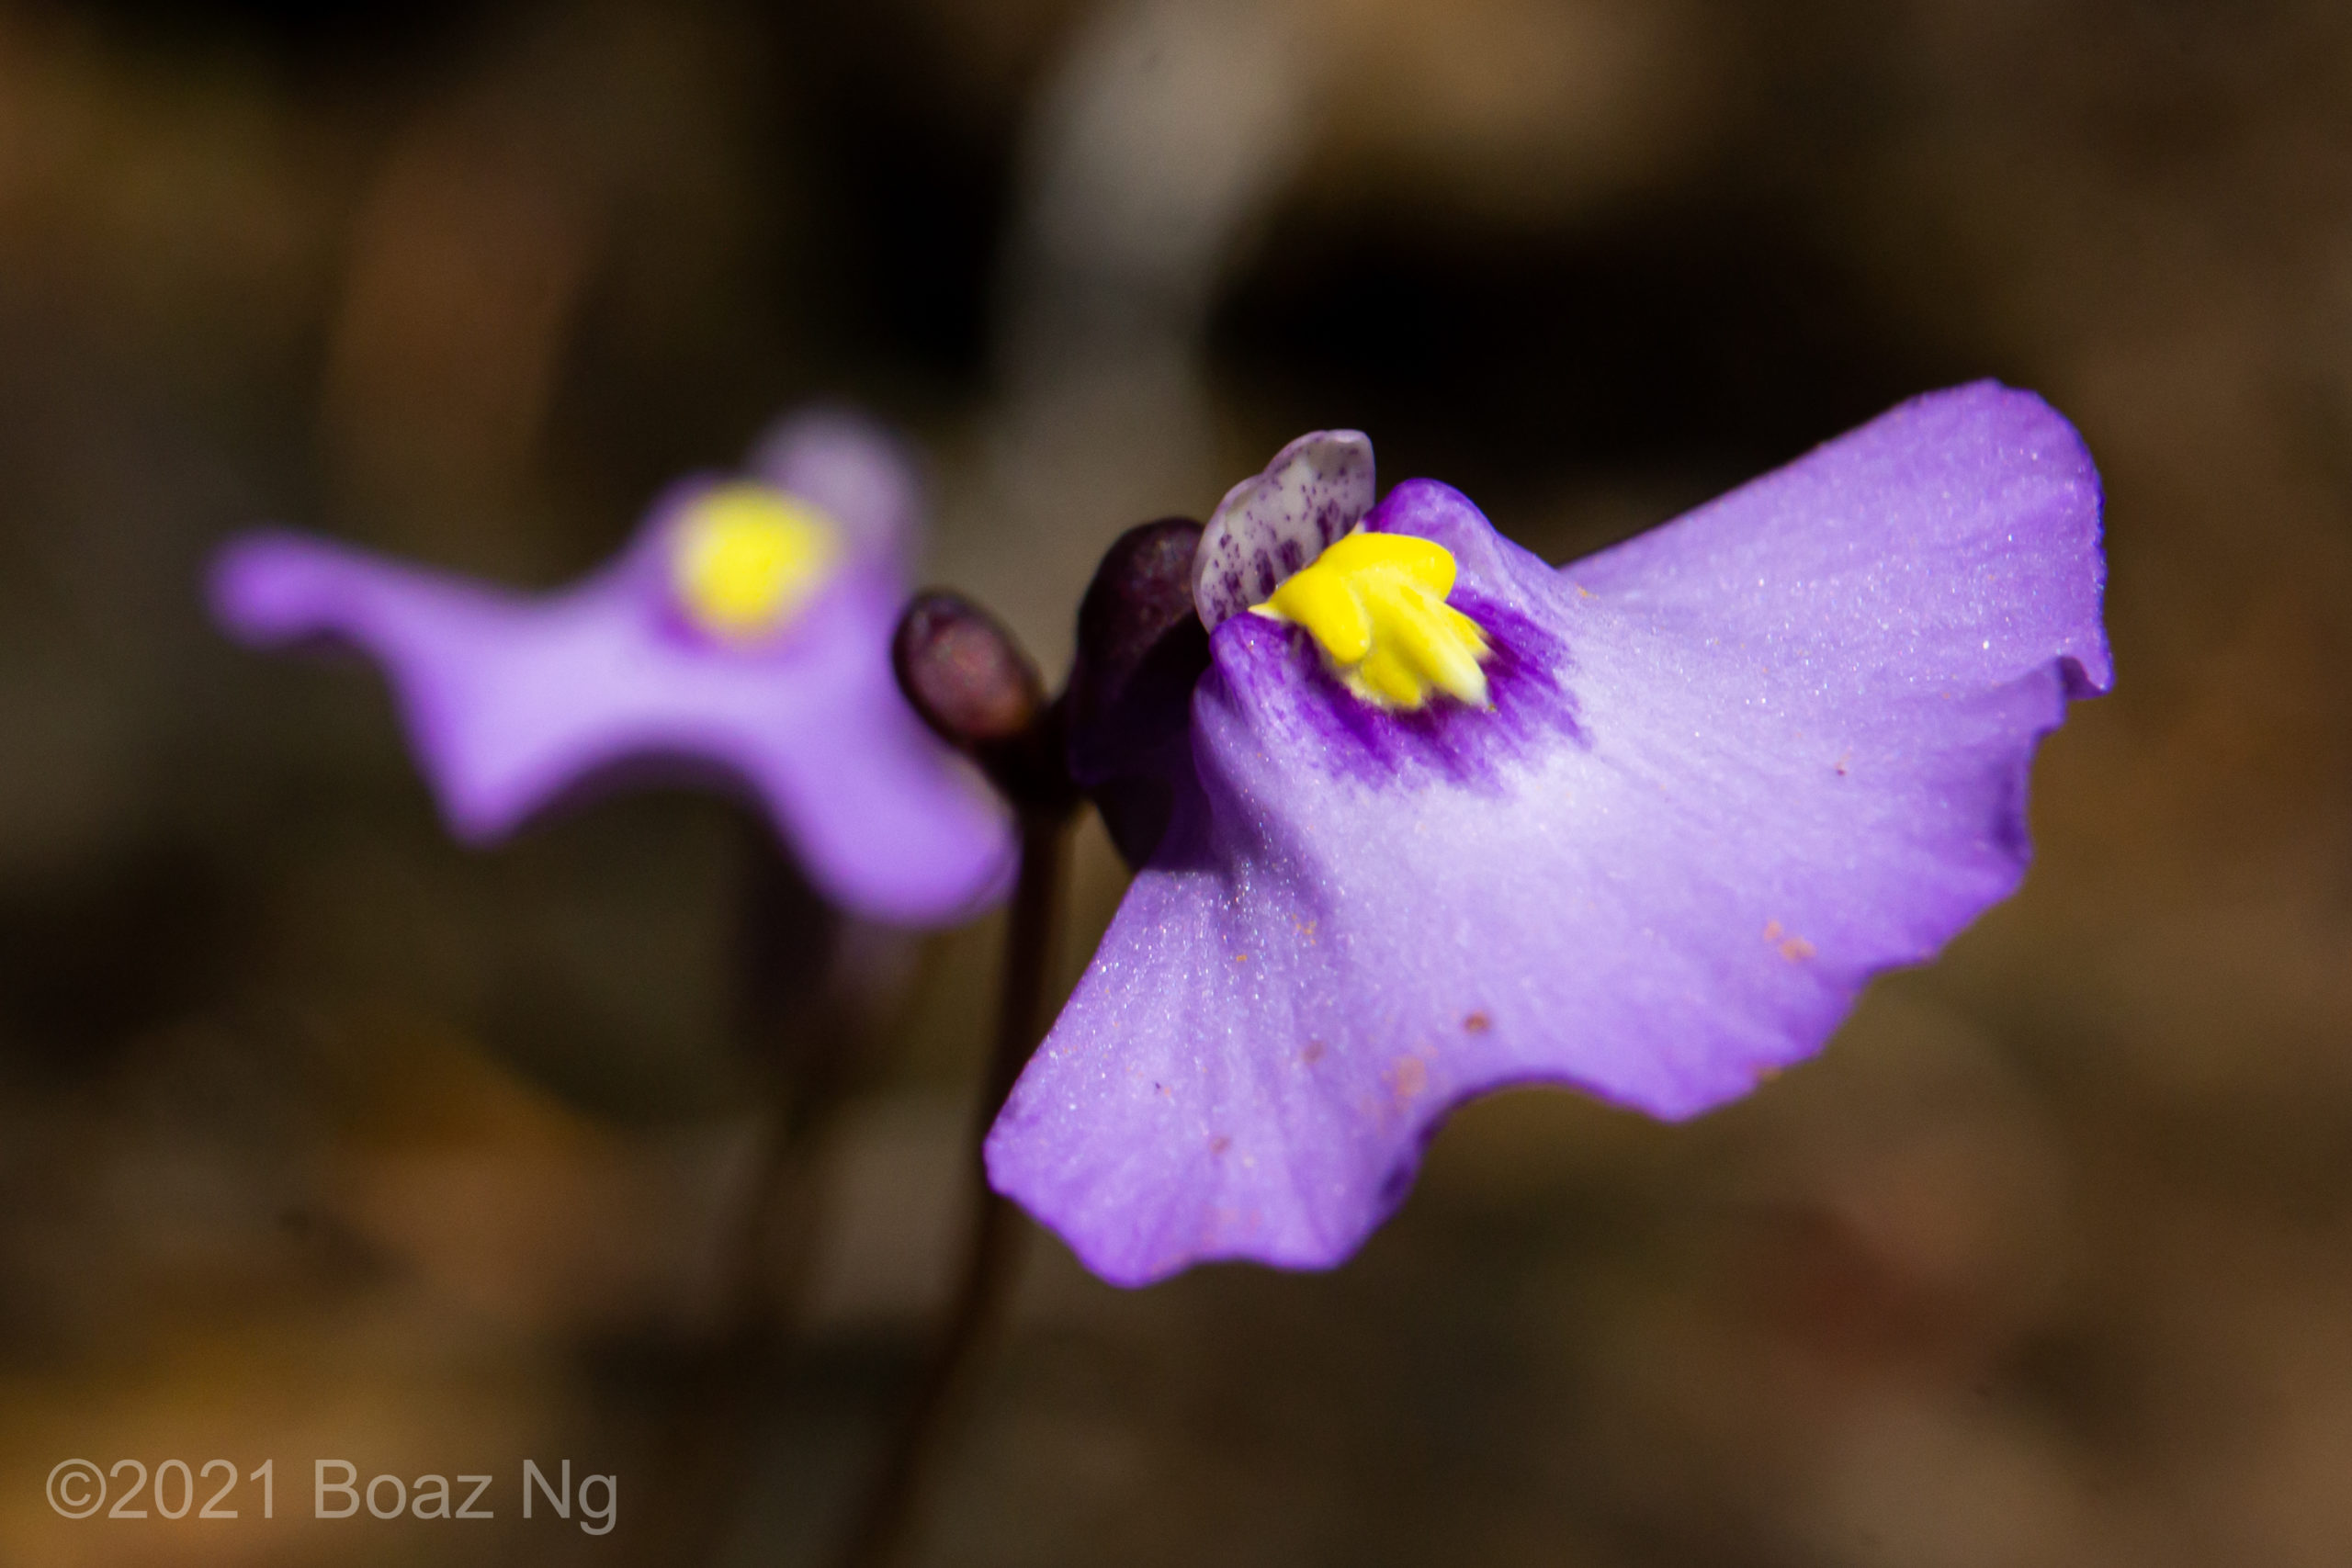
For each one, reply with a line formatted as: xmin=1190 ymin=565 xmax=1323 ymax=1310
xmin=1252 ymin=531 xmax=1491 ymax=710
xmin=671 ymin=484 xmax=841 ymax=641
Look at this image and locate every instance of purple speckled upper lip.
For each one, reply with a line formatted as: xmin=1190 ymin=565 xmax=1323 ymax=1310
xmin=986 ymin=381 xmax=2111 ymax=1288
xmin=209 ymin=407 xmax=1014 ymax=928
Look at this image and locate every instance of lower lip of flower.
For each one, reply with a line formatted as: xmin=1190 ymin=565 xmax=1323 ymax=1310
xmin=670 ymin=484 xmax=842 ymax=641
xmin=1249 ymin=529 xmax=1492 ymax=710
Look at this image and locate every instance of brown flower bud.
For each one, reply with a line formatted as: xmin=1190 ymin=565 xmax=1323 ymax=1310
xmin=892 ymin=592 xmax=1075 ymax=816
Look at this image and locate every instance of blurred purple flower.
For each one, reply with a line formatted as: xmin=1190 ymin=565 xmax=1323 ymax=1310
xmin=989 ymin=381 xmax=2109 ymax=1285
xmin=210 ymin=409 xmax=1012 ymax=926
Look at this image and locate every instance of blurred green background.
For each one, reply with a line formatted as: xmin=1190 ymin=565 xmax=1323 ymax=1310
xmin=3 ymin=0 xmax=2348 ymax=1562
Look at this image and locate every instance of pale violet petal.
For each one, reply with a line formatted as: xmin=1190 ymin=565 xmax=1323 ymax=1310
xmin=745 ymin=405 xmax=926 ymax=568
xmin=209 ymin=518 xmax=1012 ymax=926
xmin=989 ymin=382 xmax=2108 ymax=1285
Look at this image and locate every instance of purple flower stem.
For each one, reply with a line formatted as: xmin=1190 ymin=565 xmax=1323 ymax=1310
xmin=836 ymin=812 xmax=1069 ymax=1568
xmin=721 ymin=830 xmax=857 ymax=1349
xmin=639 ymin=830 xmax=869 ymax=1568
xmin=662 ymin=1044 xmax=847 ymax=1565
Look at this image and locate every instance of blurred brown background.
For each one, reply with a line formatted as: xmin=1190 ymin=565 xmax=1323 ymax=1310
xmin=1 ymin=0 xmax=2348 ymax=1562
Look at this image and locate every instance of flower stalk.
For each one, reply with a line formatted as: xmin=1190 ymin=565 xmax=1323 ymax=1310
xmin=836 ymin=813 xmax=1069 ymax=1568
xmin=835 ymin=593 xmax=1081 ymax=1567
xmin=652 ymin=834 xmax=869 ymax=1568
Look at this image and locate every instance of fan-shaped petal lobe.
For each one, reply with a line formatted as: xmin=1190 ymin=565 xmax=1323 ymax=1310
xmin=986 ymin=382 xmax=2107 ymax=1284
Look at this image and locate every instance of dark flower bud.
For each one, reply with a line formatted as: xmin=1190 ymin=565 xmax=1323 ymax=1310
xmin=895 ymin=592 xmax=1044 ymax=745
xmin=1066 ymin=518 xmax=1212 ymax=866
xmin=893 ymin=591 xmax=1076 ymax=816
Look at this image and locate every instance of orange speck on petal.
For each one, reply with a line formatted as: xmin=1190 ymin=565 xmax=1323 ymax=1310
xmin=1390 ymin=1056 xmax=1428 ymax=1102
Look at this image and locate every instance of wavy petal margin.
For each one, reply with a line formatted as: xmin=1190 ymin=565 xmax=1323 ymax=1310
xmin=988 ymin=382 xmax=2108 ymax=1284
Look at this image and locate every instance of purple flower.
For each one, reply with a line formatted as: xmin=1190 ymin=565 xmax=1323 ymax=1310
xmin=988 ymin=381 xmax=2109 ymax=1286
xmin=210 ymin=410 xmax=1013 ymax=926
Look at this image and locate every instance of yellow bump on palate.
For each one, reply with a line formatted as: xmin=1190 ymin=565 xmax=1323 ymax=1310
xmin=671 ymin=484 xmax=842 ymax=641
xmin=1251 ymin=530 xmax=1492 ymax=710
xmin=1266 ymin=561 xmax=1371 ymax=661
